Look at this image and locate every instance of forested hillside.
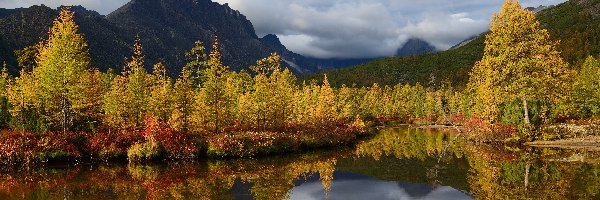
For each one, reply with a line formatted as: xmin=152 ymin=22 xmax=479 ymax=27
xmin=310 ymin=36 xmax=484 ymax=87
xmin=318 ymin=0 xmax=600 ymax=87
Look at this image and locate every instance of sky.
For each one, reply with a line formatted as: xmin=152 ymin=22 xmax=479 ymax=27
xmin=0 ymin=0 xmax=568 ymax=59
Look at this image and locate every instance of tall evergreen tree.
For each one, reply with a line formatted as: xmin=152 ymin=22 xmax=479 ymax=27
xmin=197 ymin=36 xmax=234 ymax=134
xmin=7 ymin=69 xmax=37 ymax=132
xmin=171 ymin=66 xmax=195 ymax=133
xmin=125 ymin=37 xmax=151 ymax=129
xmin=316 ymin=75 xmax=336 ymax=122
xmin=185 ymin=40 xmax=208 ymax=87
xmin=149 ymin=62 xmax=173 ymax=123
xmin=103 ymin=36 xmax=150 ymax=130
xmin=0 ymin=63 xmax=12 ymax=128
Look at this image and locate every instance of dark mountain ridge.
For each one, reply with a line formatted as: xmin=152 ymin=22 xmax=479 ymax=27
xmin=106 ymin=0 xmax=271 ymax=74
xmin=0 ymin=0 xmax=377 ymax=76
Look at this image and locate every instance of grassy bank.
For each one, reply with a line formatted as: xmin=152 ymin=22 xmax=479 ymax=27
xmin=0 ymin=119 xmax=370 ymax=165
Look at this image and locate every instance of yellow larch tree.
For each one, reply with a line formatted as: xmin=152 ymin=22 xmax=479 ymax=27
xmin=468 ymin=0 xmax=572 ymax=130
xmin=32 ymin=7 xmax=101 ymax=132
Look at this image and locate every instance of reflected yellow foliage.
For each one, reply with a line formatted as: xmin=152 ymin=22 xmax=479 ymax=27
xmin=355 ymin=128 xmax=454 ymax=161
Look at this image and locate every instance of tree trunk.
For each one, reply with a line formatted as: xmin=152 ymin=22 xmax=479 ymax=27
xmin=20 ymin=94 xmax=25 ymax=132
xmin=522 ymin=93 xmax=530 ymax=125
xmin=62 ymin=87 xmax=68 ymax=134
xmin=524 ymin=161 xmax=531 ymax=190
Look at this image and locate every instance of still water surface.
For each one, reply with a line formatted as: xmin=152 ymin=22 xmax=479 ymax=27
xmin=1 ymin=128 xmax=600 ymax=199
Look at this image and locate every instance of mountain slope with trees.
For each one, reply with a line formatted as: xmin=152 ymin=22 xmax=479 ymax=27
xmin=318 ymin=0 xmax=600 ymax=87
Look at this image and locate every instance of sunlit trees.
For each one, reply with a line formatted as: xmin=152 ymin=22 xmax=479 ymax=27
xmin=316 ymin=75 xmax=337 ymax=122
xmin=14 ymin=44 xmax=39 ymax=72
xmin=271 ymin=68 xmax=296 ymax=128
xmin=7 ymin=69 xmax=37 ymax=132
xmin=30 ymin=8 xmax=102 ymax=132
xmin=336 ymin=85 xmax=357 ymax=121
xmin=170 ymin=67 xmax=195 ymax=133
xmin=247 ymin=59 xmax=272 ymax=130
xmin=242 ymin=53 xmax=295 ymax=130
xmin=184 ymin=40 xmax=208 ymax=87
xmin=0 ymin=64 xmax=12 ymax=128
xmin=195 ymin=36 xmax=234 ymax=135
xmin=148 ymin=62 xmax=173 ymax=123
xmin=69 ymin=69 xmax=104 ymax=130
xmin=103 ymin=37 xmax=150 ymax=130
xmin=571 ymin=56 xmax=600 ymax=117
xmin=468 ymin=0 xmax=572 ymax=131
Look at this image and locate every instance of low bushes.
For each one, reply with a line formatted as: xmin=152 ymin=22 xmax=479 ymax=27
xmin=87 ymin=129 xmax=145 ymax=160
xmin=207 ymin=119 xmax=368 ymax=158
xmin=0 ymin=115 xmax=369 ymax=164
xmin=127 ymin=141 xmax=161 ymax=162
xmin=0 ymin=131 xmax=82 ymax=164
xmin=141 ymin=118 xmax=199 ymax=160
xmin=207 ymin=132 xmax=300 ymax=157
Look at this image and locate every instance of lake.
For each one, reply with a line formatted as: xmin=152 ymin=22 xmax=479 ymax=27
xmin=1 ymin=127 xmax=599 ymax=199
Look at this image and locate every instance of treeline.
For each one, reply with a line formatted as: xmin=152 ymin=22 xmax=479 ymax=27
xmin=0 ymin=9 xmax=371 ymax=163
xmin=0 ymin=8 xmax=488 ymax=163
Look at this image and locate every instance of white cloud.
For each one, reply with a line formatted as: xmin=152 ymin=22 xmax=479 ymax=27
xmin=215 ymin=0 xmax=567 ymax=58
xmin=402 ymin=12 xmax=489 ymax=50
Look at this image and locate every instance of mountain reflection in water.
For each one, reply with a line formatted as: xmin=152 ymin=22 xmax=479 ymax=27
xmin=289 ymin=172 xmax=472 ymax=200
xmin=1 ymin=128 xmax=599 ymax=199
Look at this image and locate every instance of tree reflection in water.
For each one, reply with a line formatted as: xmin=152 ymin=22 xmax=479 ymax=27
xmin=0 ymin=128 xmax=600 ymax=199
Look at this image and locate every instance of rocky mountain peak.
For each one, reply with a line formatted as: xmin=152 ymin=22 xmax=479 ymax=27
xmin=396 ymin=38 xmax=437 ymax=57
xmin=260 ymin=34 xmax=287 ymax=52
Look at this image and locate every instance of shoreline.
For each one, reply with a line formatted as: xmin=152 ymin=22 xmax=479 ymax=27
xmin=0 ymin=122 xmax=375 ymax=165
xmin=526 ymin=136 xmax=600 ymax=151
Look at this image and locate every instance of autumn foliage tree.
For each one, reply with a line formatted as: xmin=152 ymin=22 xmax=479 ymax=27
xmin=28 ymin=7 xmax=101 ymax=133
xmin=185 ymin=40 xmax=208 ymax=87
xmin=148 ymin=62 xmax=173 ymax=124
xmin=195 ymin=36 xmax=234 ymax=135
xmin=171 ymin=66 xmax=195 ymax=133
xmin=468 ymin=0 xmax=572 ymax=134
xmin=0 ymin=64 xmax=12 ymax=128
xmin=103 ymin=37 xmax=151 ymax=130
xmin=571 ymin=56 xmax=600 ymax=117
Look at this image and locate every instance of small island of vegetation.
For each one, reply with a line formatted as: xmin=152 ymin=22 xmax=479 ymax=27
xmin=0 ymin=1 xmax=598 ymax=165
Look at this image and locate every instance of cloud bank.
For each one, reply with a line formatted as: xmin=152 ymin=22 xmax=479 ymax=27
xmin=215 ymin=0 xmax=566 ymax=58
xmin=0 ymin=0 xmax=568 ymax=59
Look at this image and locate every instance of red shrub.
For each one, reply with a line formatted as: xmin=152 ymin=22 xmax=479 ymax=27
xmin=87 ymin=129 xmax=145 ymax=158
xmin=461 ymin=117 xmax=517 ymax=143
xmin=142 ymin=117 xmax=198 ymax=159
xmin=0 ymin=130 xmax=82 ymax=164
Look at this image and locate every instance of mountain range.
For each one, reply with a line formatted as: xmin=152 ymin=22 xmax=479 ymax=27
xmin=0 ymin=0 xmax=396 ymax=76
